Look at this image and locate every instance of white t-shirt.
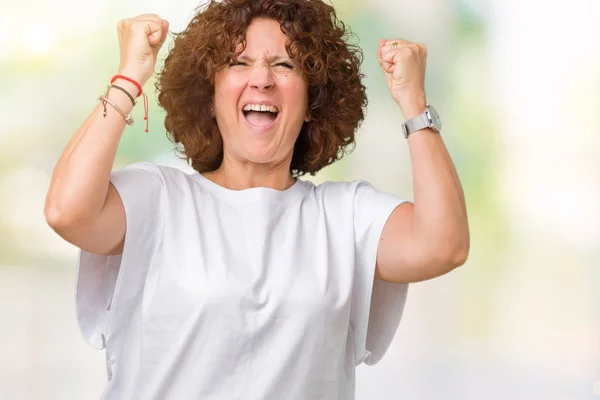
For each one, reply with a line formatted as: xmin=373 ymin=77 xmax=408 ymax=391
xmin=75 ymin=162 xmax=409 ymax=400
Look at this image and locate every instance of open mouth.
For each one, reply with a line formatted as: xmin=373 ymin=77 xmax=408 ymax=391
xmin=242 ymin=104 xmax=280 ymax=129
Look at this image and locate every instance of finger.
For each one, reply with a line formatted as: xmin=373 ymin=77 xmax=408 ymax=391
xmin=384 ymin=38 xmax=411 ymax=46
xmin=376 ymin=38 xmax=386 ymax=63
xmin=379 ymin=49 xmax=399 ymax=74
xmin=382 ymin=39 xmax=404 ymax=50
xmin=381 ymin=39 xmax=414 ymax=53
xmin=382 ymin=45 xmax=423 ymax=67
xmin=131 ymin=15 xmax=167 ymax=38
xmin=133 ymin=14 xmax=164 ymax=23
xmin=159 ymin=20 xmax=170 ymax=44
xmin=132 ymin=17 xmax=166 ymax=26
xmin=134 ymin=20 xmax=165 ymax=44
xmin=382 ymin=58 xmax=394 ymax=74
xmin=136 ymin=19 xmax=162 ymax=34
xmin=380 ymin=46 xmax=397 ymax=65
xmin=118 ymin=17 xmax=163 ymax=30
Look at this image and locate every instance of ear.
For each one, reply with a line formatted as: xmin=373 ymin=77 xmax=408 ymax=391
xmin=304 ymin=115 xmax=311 ymax=122
xmin=210 ymin=106 xmax=215 ymax=118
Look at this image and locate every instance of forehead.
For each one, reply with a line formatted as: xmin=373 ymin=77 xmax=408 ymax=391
xmin=237 ymin=18 xmax=290 ymax=55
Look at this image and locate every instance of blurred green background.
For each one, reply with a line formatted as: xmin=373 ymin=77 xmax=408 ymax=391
xmin=1 ymin=0 xmax=598 ymax=399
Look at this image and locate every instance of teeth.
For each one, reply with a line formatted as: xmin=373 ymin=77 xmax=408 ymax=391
xmin=243 ymin=104 xmax=279 ymax=113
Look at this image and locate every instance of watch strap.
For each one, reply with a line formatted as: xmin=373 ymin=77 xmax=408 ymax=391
xmin=402 ymin=111 xmax=431 ymax=139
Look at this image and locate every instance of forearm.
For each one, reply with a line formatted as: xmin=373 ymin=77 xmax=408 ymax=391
xmin=403 ymin=102 xmax=470 ymax=264
xmin=44 ymin=79 xmax=139 ymax=226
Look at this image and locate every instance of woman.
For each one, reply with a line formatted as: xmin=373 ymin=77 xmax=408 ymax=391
xmin=45 ymin=0 xmax=469 ymax=398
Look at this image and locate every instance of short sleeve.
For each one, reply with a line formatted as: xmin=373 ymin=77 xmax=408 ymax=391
xmin=74 ymin=162 xmax=164 ymax=349
xmin=351 ymin=180 xmax=409 ymax=366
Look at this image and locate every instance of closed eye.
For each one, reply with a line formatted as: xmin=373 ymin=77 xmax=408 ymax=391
xmin=228 ymin=61 xmax=294 ymax=68
xmin=275 ymin=62 xmax=294 ymax=69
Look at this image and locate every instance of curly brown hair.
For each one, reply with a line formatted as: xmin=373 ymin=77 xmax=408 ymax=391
xmin=155 ymin=0 xmax=367 ymax=176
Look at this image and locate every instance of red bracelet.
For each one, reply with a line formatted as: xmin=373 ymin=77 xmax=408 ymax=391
xmin=111 ymin=75 xmax=142 ymax=97
xmin=110 ymin=74 xmax=149 ymax=132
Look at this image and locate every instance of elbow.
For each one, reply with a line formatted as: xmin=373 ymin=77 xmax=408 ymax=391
xmin=44 ymin=196 xmax=64 ymax=228
xmin=45 ymin=205 xmax=73 ymax=230
xmin=450 ymin=243 xmax=469 ymax=268
xmin=44 ymin=202 xmax=90 ymax=230
xmin=44 ymin=188 xmax=99 ymax=229
xmin=446 ymin=234 xmax=470 ymax=269
xmin=432 ymin=232 xmax=469 ymax=272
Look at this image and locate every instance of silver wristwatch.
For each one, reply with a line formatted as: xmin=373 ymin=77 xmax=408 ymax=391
xmin=401 ymin=104 xmax=442 ymax=138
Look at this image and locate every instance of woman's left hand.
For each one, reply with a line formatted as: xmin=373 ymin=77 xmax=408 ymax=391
xmin=377 ymin=38 xmax=428 ymax=116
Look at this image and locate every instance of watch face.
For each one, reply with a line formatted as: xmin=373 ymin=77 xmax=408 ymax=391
xmin=427 ymin=105 xmax=442 ymax=132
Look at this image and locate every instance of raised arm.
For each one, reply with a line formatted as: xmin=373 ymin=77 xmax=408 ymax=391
xmin=374 ymin=39 xmax=470 ymax=283
xmin=44 ymin=14 xmax=169 ymax=255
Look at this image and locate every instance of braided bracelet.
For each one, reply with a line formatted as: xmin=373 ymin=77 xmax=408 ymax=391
xmin=110 ymin=74 xmax=149 ymax=132
xmin=110 ymin=74 xmax=142 ymax=97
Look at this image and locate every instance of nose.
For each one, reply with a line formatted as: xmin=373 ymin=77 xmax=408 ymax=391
xmin=248 ymin=62 xmax=274 ymax=91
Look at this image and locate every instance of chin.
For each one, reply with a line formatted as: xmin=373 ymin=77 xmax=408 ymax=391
xmin=241 ymin=150 xmax=282 ymax=165
xmin=235 ymin=137 xmax=286 ymax=164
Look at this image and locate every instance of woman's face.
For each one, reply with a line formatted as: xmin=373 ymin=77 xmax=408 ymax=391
xmin=213 ymin=18 xmax=309 ymax=167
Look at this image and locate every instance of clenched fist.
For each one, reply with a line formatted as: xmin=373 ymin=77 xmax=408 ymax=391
xmin=116 ymin=14 xmax=170 ymax=86
xmin=377 ymin=38 xmax=427 ymax=118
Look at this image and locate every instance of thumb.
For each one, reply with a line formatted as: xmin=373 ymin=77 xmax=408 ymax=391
xmin=160 ymin=20 xmax=169 ymax=44
xmin=158 ymin=19 xmax=169 ymax=48
xmin=146 ymin=21 xmax=165 ymax=46
xmin=376 ymin=38 xmax=386 ymax=62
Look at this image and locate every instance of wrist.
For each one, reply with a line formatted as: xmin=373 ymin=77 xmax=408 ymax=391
xmin=114 ymin=71 xmax=146 ymax=95
xmin=110 ymin=78 xmax=140 ymax=100
xmin=396 ymin=93 xmax=427 ymax=120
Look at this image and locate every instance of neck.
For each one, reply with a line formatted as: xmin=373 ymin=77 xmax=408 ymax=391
xmin=206 ymin=155 xmax=296 ymax=191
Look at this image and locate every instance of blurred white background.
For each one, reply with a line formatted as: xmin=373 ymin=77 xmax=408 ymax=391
xmin=1 ymin=0 xmax=598 ymax=399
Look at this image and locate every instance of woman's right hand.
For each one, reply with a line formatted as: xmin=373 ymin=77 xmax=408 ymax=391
xmin=116 ymin=14 xmax=169 ymax=86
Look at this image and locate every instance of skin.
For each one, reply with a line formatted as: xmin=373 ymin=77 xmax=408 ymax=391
xmin=203 ymin=18 xmax=308 ymax=191
xmin=204 ymin=19 xmax=470 ymax=284
xmin=374 ymin=39 xmax=470 ymax=283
